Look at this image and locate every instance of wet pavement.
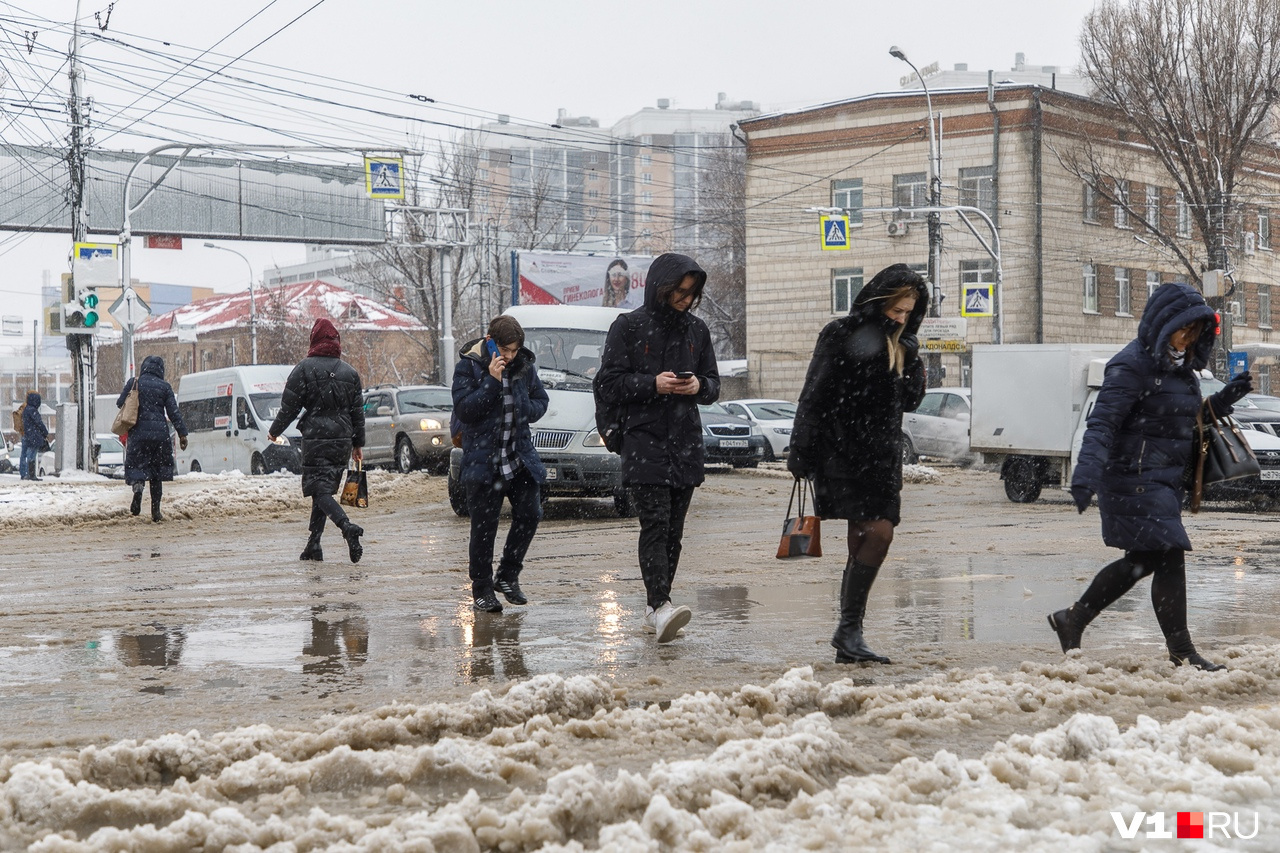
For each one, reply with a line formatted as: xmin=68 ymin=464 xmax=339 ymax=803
xmin=2 ymin=466 xmax=1278 ymax=746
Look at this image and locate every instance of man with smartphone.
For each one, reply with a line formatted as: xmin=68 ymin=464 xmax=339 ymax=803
xmin=596 ymin=253 xmax=721 ymax=642
xmin=452 ymin=315 xmax=549 ymax=613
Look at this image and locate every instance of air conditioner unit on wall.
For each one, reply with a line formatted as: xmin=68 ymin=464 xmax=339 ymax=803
xmin=1245 ymin=232 xmax=1258 ymax=255
xmin=887 ymin=220 xmax=910 ymax=237
xmin=1229 ymin=301 xmax=1243 ymax=321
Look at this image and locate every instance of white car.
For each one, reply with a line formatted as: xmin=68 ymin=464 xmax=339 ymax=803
xmin=722 ymin=399 xmax=796 ymax=461
xmin=95 ymin=433 xmax=126 ymax=479
xmin=902 ymin=388 xmax=975 ymax=464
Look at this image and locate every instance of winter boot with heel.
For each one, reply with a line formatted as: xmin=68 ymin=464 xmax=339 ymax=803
xmin=1047 ymin=602 xmax=1098 ymax=653
xmin=831 ymin=558 xmax=891 ymax=664
xmin=1166 ymin=629 xmax=1225 ymax=672
xmin=342 ymin=522 xmax=363 ymax=564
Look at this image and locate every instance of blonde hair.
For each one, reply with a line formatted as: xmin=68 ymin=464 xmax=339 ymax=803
xmin=878 ymin=285 xmax=918 ymax=376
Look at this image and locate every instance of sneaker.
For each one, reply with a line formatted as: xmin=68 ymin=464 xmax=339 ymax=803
xmin=495 ymin=577 xmax=527 ymax=605
xmin=653 ymin=602 xmax=691 ymax=643
xmin=643 ymin=607 xmax=656 ymax=634
xmin=473 ymin=591 xmax=504 ymax=613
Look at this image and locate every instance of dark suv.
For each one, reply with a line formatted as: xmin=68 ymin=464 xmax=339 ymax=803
xmin=361 ymin=385 xmax=453 ymax=473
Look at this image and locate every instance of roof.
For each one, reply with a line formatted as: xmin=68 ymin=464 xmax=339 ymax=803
xmin=134 ymin=279 xmax=428 ymax=341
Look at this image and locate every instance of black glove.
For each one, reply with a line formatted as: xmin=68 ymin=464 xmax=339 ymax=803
xmin=1215 ymin=371 xmax=1253 ymax=407
xmin=899 ymin=333 xmax=920 ymax=364
xmin=1071 ymin=484 xmax=1093 ymax=514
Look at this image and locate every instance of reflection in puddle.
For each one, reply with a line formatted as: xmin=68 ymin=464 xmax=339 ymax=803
xmin=118 ymin=624 xmax=185 ymax=668
xmin=458 ymin=606 xmax=528 ymax=683
xmin=303 ymin=605 xmax=368 ymax=680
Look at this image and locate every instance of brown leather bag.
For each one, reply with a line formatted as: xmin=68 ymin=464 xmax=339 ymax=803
xmin=777 ymin=478 xmax=822 ymax=558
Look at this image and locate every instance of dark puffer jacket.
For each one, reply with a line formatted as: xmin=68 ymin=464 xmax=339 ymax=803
xmin=788 ymin=265 xmax=929 ymax=521
xmin=596 ymin=253 xmax=721 ymax=488
xmin=21 ymin=391 xmax=48 ymax=447
xmin=270 ymin=355 xmax=365 ymax=497
xmin=119 ymin=356 xmax=187 ymax=483
xmin=452 ymin=338 xmax=549 ymax=485
xmin=1073 ymin=282 xmax=1230 ymax=552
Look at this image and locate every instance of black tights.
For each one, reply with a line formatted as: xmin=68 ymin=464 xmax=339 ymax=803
xmin=309 ymin=492 xmax=349 ymax=537
xmin=1077 ymin=549 xmax=1188 ymax=639
xmin=848 ymin=519 xmax=894 ymax=567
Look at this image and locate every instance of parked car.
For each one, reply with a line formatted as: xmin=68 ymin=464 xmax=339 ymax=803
xmin=95 ymin=433 xmax=125 ymax=479
xmin=722 ymin=399 xmax=795 ymax=460
xmin=902 ymin=387 xmax=974 ymax=464
xmin=361 ymin=384 xmax=453 ymax=473
xmin=1201 ymin=423 xmax=1280 ymax=503
xmin=698 ymin=402 xmax=768 ymax=469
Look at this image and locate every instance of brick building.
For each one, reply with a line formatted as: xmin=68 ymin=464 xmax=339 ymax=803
xmin=739 ymin=85 xmax=1280 ymax=399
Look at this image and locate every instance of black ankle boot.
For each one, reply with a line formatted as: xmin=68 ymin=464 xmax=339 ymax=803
xmin=300 ymin=533 xmax=323 ymax=561
xmin=342 ymin=522 xmax=363 ymax=564
xmin=130 ymin=488 xmax=143 ymax=516
xmin=1047 ymin=602 xmax=1097 ymax=653
xmin=151 ymin=501 xmax=163 ymax=523
xmin=1166 ymin=629 xmax=1225 ymax=671
xmin=832 ymin=558 xmax=890 ymax=664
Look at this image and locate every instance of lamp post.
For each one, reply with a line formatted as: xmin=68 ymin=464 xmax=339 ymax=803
xmin=204 ymin=242 xmax=256 ymax=365
xmin=890 ymin=46 xmax=943 ymax=320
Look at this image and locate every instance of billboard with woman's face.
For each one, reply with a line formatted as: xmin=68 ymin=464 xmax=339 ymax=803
xmin=517 ymin=252 xmax=653 ymax=309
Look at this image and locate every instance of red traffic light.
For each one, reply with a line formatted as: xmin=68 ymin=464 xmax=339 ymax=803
xmin=1214 ymin=311 xmax=1221 ymax=336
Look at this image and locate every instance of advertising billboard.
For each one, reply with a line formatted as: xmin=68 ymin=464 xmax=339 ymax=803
xmin=518 ymin=252 xmax=654 ymax=308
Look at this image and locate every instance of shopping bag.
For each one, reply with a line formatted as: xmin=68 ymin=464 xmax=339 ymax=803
xmin=340 ymin=461 xmax=368 ymax=508
xmin=111 ymin=384 xmax=140 ymax=437
xmin=776 ymin=478 xmax=821 ymax=558
xmin=1189 ymin=399 xmax=1260 ymax=513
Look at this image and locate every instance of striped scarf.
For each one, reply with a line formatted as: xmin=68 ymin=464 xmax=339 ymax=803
xmin=499 ymin=370 xmax=521 ymax=480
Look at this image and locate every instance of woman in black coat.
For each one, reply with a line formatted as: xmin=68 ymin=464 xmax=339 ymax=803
xmin=269 ymin=318 xmax=367 ymax=564
xmin=789 ymin=263 xmax=929 ymax=664
xmin=1051 ymin=282 xmax=1252 ymax=671
xmin=118 ymin=355 xmax=188 ymax=522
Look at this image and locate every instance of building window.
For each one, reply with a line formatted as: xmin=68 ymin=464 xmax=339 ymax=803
xmin=639 ymin=135 xmax=652 ymax=145
xmin=1261 ymin=285 xmax=1273 ymax=329
xmin=1176 ymin=191 xmax=1191 ymax=237
xmin=1083 ymin=263 xmax=1099 ymax=312
xmin=1116 ymin=267 xmax=1131 ymax=315
xmin=641 ymin=228 xmax=652 ymax=237
xmin=1113 ymin=180 xmax=1130 ymax=229
xmin=587 ymin=189 xmax=599 ymax=199
xmin=832 ymin=268 xmax=863 ymax=314
xmin=959 ymin=166 xmax=995 ymax=218
xmin=1260 ymin=212 xmax=1272 ymax=250
xmin=641 ymin=154 xmax=652 ymax=166
xmin=1231 ymin=295 xmax=1246 ymax=325
xmin=641 ymin=210 xmax=652 ymax=222
xmin=642 ymin=172 xmax=652 ymax=184
xmin=588 ymin=153 xmax=598 ymax=164
xmin=1145 ymin=184 xmax=1160 ymax=228
xmin=1083 ymin=183 xmax=1099 ymax=223
xmin=831 ymin=178 xmax=864 ymax=225
xmin=641 ymin=191 xmax=653 ymax=204
xmin=1147 ymin=270 xmax=1161 ymax=298
xmin=894 ymin=172 xmax=928 ymax=218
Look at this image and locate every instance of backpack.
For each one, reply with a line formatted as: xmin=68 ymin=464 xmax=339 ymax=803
xmin=592 ymin=372 xmax=624 ymax=454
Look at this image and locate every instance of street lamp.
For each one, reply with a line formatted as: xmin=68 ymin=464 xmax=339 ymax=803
xmin=890 ymin=46 xmax=943 ymax=319
xmin=203 ymin=242 xmax=256 ymax=364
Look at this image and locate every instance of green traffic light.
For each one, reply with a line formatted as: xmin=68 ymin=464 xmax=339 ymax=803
xmin=85 ymin=309 xmax=98 ymax=327
xmin=84 ymin=292 xmax=99 ymax=309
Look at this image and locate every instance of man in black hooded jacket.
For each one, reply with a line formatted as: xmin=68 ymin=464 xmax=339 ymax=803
xmin=596 ymin=253 xmax=720 ymax=642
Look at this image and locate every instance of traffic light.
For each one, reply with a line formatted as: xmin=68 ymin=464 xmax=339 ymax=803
xmin=63 ymin=280 xmax=100 ymax=333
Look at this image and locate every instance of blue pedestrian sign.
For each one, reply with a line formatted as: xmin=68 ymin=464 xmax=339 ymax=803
xmin=961 ymin=283 xmax=994 ymax=317
xmin=364 ymin=156 xmax=405 ymax=200
xmin=820 ymin=215 xmax=851 ymax=251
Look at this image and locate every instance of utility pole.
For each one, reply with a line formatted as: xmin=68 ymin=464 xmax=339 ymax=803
xmin=67 ymin=0 xmax=95 ymax=471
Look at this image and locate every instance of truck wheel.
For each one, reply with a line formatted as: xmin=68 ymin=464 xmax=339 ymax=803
xmin=190 ymin=460 xmax=202 ymax=473
xmin=250 ymin=453 xmax=266 ymax=475
xmin=613 ymin=490 xmax=637 ymax=517
xmin=1003 ymin=457 xmax=1042 ymax=503
xmin=395 ymin=437 xmax=419 ymax=474
xmin=901 ymin=434 xmax=918 ymax=465
xmin=448 ymin=477 xmax=469 ymax=517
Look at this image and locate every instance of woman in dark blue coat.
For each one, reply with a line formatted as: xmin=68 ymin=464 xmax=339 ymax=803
xmin=118 ymin=355 xmax=188 ymax=522
xmin=19 ymin=391 xmax=49 ymax=481
xmin=1050 ymin=282 xmax=1252 ymax=670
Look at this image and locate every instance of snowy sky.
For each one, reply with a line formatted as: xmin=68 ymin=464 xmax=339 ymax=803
xmin=0 ymin=0 xmax=1101 ymax=353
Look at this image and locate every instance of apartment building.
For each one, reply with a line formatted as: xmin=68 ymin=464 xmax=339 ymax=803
xmin=739 ymin=85 xmax=1280 ymax=399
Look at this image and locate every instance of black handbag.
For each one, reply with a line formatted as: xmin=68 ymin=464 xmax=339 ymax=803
xmin=1189 ymin=400 xmax=1260 ymax=512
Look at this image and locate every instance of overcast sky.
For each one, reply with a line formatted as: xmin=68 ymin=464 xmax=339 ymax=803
xmin=0 ymin=0 xmax=1101 ymax=353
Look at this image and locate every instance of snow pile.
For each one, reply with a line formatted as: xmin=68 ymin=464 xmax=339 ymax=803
xmin=903 ymin=463 xmax=941 ymax=484
xmin=4 ymin=652 xmax=1279 ymax=850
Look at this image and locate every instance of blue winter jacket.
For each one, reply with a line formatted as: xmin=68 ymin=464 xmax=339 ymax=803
xmin=452 ymin=338 xmax=549 ymax=485
xmin=1072 ymin=282 xmax=1232 ymax=551
xmin=119 ymin=356 xmax=187 ymax=443
xmin=21 ymin=391 xmax=48 ymax=446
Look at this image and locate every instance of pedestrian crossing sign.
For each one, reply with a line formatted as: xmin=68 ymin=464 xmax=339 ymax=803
xmin=364 ymin=156 xmax=405 ymax=199
xmin=961 ymin=283 xmax=994 ymax=317
xmin=820 ymin=215 xmax=851 ymax=250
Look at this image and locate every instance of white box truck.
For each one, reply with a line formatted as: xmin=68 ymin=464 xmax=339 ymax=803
xmin=969 ymin=343 xmax=1122 ymax=502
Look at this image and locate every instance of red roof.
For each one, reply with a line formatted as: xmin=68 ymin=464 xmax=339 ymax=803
xmin=135 ymin=279 xmax=428 ymax=340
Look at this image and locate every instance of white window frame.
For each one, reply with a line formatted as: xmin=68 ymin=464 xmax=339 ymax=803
xmin=832 ymin=268 xmax=863 ymax=315
xmin=1113 ymin=180 xmax=1130 ymax=229
xmin=1260 ymin=212 xmax=1272 ymax=250
xmin=642 ymin=172 xmax=652 ymax=185
xmin=1176 ymin=191 xmax=1191 ymax=237
xmin=1147 ymin=270 xmax=1161 ymax=299
xmin=1083 ymin=183 xmax=1099 ymax=223
xmin=832 ymin=178 xmax=864 ymax=225
xmin=1083 ymin=263 xmax=1099 ymax=313
xmin=1145 ymin=184 xmax=1160 ymax=228
xmin=958 ymin=165 xmax=995 ymax=218
xmin=1261 ymin=285 xmax=1273 ymax=329
xmin=1116 ymin=267 xmax=1131 ymax=316
xmin=894 ymin=172 xmax=928 ymax=218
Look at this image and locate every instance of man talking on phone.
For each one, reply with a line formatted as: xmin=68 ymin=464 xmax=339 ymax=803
xmin=453 ymin=315 xmax=549 ymax=613
xmin=596 ymin=253 xmax=720 ymax=642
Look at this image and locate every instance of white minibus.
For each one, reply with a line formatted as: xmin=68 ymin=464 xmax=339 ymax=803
xmin=175 ymin=365 xmax=302 ymax=475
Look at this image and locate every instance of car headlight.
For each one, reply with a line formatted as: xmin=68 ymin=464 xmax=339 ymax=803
xmin=773 ymin=427 xmax=792 ymax=435
xmin=420 ymin=418 xmax=442 ymax=431
xmin=583 ymin=429 xmax=606 ymax=447
xmin=270 ymin=434 xmax=290 ymax=446
xmin=749 ymin=424 xmax=761 ymax=436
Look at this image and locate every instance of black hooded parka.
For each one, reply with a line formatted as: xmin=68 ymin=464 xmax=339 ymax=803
xmin=788 ymin=265 xmax=929 ymax=522
xmin=270 ymin=352 xmax=365 ymax=497
xmin=119 ymin=355 xmax=187 ymax=484
xmin=596 ymin=253 xmax=721 ymax=488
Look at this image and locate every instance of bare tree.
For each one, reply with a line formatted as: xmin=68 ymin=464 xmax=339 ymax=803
xmin=1065 ymin=0 xmax=1280 ymax=352
xmin=693 ymin=136 xmax=747 ymax=357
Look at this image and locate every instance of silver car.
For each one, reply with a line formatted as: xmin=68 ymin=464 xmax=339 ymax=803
xmin=361 ymin=385 xmax=453 ymax=474
xmin=902 ymin=388 xmax=974 ymax=464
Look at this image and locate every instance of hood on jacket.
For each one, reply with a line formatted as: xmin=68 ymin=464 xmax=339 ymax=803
xmin=1138 ymin=282 xmax=1217 ymax=371
xmin=850 ymin=263 xmax=931 ymax=336
xmin=643 ymin=253 xmax=707 ymax=320
xmin=308 ymin=318 xmax=342 ymax=358
xmin=25 ymin=391 xmax=40 ymax=409
xmin=140 ymin=355 xmax=166 ymax=380
xmin=459 ymin=337 xmax=536 ymax=375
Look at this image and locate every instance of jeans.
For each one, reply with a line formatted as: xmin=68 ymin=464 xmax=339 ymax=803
xmin=465 ymin=469 xmax=542 ymax=597
xmin=630 ymin=484 xmax=695 ymax=610
xmin=19 ymin=442 xmax=39 ymax=479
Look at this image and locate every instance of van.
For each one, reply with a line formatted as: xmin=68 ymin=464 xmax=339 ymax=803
xmin=448 ymin=305 xmax=631 ymax=515
xmin=175 ymin=366 xmax=302 ymax=475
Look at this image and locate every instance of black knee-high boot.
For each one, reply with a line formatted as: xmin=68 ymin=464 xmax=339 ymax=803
xmin=832 ymin=558 xmax=890 ymax=664
xmin=301 ymin=504 xmax=325 ymax=561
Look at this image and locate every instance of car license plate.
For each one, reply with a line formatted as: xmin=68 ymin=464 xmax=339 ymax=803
xmin=545 ymin=468 xmax=557 ymax=480
xmin=720 ymin=439 xmax=748 ymax=448
xmin=1261 ymin=469 xmax=1280 ymax=481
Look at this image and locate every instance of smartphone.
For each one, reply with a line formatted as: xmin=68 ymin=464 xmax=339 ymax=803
xmin=486 ymin=339 xmax=500 ymax=359
xmin=675 ymin=371 xmax=695 ymax=380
